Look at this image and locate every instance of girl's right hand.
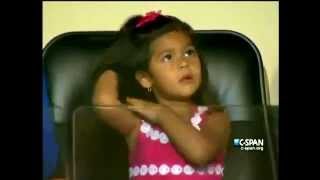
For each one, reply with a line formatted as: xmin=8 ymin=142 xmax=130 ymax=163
xmin=92 ymin=69 xmax=141 ymax=141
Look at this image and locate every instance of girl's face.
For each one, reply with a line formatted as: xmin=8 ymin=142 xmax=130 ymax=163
xmin=136 ymin=30 xmax=202 ymax=102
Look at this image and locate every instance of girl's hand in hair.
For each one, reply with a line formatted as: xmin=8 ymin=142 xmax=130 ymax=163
xmin=93 ymin=70 xmax=142 ymax=137
xmin=126 ymin=97 xmax=172 ymax=124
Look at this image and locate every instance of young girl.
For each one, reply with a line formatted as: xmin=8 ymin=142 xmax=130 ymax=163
xmin=92 ymin=11 xmax=231 ymax=180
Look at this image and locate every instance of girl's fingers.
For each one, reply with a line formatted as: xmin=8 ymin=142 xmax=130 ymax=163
xmin=127 ymin=105 xmax=137 ymax=111
xmin=127 ymin=105 xmax=144 ymax=115
xmin=126 ymin=97 xmax=138 ymax=104
xmin=126 ymin=97 xmax=147 ymax=106
xmin=127 ymin=104 xmax=144 ymax=111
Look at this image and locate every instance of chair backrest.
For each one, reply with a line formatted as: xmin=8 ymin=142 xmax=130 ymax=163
xmin=43 ymin=30 xmax=276 ymax=180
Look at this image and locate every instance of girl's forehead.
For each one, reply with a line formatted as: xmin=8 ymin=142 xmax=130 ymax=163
xmin=151 ymin=31 xmax=192 ymax=52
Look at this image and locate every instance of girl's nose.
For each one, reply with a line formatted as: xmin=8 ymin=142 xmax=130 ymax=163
xmin=179 ymin=58 xmax=189 ymax=69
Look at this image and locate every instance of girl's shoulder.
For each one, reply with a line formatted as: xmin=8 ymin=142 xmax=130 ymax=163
xmin=193 ymin=104 xmax=225 ymax=116
xmin=197 ymin=104 xmax=228 ymax=127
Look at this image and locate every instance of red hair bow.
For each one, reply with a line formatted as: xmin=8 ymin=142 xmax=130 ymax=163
xmin=136 ymin=10 xmax=162 ymax=28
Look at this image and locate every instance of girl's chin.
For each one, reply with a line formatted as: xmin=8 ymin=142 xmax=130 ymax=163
xmin=169 ymin=91 xmax=198 ymax=101
xmin=178 ymin=87 xmax=199 ymax=96
xmin=155 ymin=86 xmax=200 ymax=101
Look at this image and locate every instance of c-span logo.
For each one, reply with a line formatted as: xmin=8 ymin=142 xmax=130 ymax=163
xmin=233 ymin=138 xmax=264 ymax=151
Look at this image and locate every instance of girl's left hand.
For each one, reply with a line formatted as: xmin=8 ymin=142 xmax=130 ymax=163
xmin=126 ymin=97 xmax=168 ymax=124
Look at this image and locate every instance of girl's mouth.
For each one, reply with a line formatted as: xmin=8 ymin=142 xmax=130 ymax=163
xmin=179 ymin=74 xmax=194 ymax=82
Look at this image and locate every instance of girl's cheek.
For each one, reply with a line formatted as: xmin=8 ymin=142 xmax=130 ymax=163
xmin=192 ymin=60 xmax=201 ymax=72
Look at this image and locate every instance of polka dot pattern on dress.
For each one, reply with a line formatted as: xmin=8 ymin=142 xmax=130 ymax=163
xmin=129 ymin=164 xmax=224 ymax=177
xmin=139 ymin=106 xmax=207 ymax=143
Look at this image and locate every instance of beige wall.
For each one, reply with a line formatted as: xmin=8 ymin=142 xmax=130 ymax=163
xmin=43 ymin=1 xmax=279 ymax=105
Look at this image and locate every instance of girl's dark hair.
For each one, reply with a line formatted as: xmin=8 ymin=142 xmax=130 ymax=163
xmin=93 ymin=13 xmax=210 ymax=105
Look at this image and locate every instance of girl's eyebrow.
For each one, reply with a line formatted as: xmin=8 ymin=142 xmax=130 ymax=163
xmin=153 ymin=42 xmax=195 ymax=57
xmin=158 ymin=48 xmax=174 ymax=54
xmin=158 ymin=43 xmax=194 ymax=54
xmin=185 ymin=45 xmax=195 ymax=49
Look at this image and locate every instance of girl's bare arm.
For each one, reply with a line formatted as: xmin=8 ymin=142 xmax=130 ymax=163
xmin=126 ymin=98 xmax=231 ymax=167
xmin=92 ymin=70 xmax=140 ymax=138
xmin=157 ymin=109 xmax=231 ymax=166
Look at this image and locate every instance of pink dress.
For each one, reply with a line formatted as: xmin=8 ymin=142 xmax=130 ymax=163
xmin=129 ymin=106 xmax=225 ymax=180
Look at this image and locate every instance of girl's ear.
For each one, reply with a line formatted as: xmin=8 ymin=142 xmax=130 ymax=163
xmin=135 ymin=70 xmax=153 ymax=88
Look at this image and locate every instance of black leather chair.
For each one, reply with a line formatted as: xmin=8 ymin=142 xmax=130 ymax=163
xmin=43 ymin=30 xmax=278 ymax=180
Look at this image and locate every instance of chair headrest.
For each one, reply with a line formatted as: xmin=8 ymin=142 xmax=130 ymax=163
xmin=43 ymin=30 xmax=268 ymax=123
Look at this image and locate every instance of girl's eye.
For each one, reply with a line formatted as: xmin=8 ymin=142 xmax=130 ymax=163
xmin=184 ymin=49 xmax=196 ymax=57
xmin=162 ymin=54 xmax=172 ymax=62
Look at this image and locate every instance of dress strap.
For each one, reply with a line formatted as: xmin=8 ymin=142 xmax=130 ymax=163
xmin=190 ymin=106 xmax=209 ymax=130
xmin=198 ymin=106 xmax=209 ymax=127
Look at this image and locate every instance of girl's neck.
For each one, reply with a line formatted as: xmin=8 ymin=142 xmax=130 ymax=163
xmin=157 ymin=98 xmax=195 ymax=120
